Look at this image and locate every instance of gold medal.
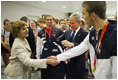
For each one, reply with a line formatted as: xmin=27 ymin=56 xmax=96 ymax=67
xmin=92 ymin=65 xmax=96 ymax=72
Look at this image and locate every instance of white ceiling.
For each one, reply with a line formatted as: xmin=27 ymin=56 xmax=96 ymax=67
xmin=6 ymin=1 xmax=83 ymax=13
xmin=5 ymin=1 xmax=117 ymax=14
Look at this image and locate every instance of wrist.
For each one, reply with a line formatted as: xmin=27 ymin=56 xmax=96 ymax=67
xmin=70 ymin=42 xmax=74 ymax=47
xmin=46 ymin=59 xmax=50 ymax=64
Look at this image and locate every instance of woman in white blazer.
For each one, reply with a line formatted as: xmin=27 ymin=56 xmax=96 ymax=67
xmin=4 ymin=20 xmax=58 ymax=79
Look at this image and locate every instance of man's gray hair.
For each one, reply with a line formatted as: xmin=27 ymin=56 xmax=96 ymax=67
xmin=69 ymin=13 xmax=80 ymax=23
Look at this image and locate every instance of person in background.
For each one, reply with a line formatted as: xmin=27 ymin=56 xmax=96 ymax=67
xmin=52 ymin=17 xmax=58 ymax=28
xmin=3 ymin=20 xmax=58 ymax=79
xmin=37 ymin=18 xmax=45 ymax=32
xmin=59 ymin=19 xmax=69 ymax=32
xmin=36 ymin=14 xmax=65 ymax=79
xmin=80 ymin=20 xmax=86 ymax=31
xmin=29 ymin=20 xmax=38 ymax=72
xmin=58 ymin=14 xmax=88 ymax=79
xmin=67 ymin=19 xmax=70 ymax=28
xmin=20 ymin=16 xmax=36 ymax=60
xmin=49 ymin=1 xmax=117 ymax=79
xmin=64 ymin=18 xmax=70 ymax=28
xmin=42 ymin=14 xmax=47 ymax=20
xmin=1 ymin=19 xmax=11 ymax=66
xmin=9 ymin=21 xmax=15 ymax=48
xmin=30 ymin=20 xmax=38 ymax=40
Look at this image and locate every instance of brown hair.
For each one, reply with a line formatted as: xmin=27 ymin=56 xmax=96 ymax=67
xmin=11 ymin=20 xmax=27 ymax=37
xmin=82 ymin=1 xmax=106 ymax=20
xmin=59 ymin=19 xmax=65 ymax=24
xmin=37 ymin=18 xmax=45 ymax=23
xmin=20 ymin=16 xmax=29 ymax=22
xmin=53 ymin=18 xmax=58 ymax=24
xmin=44 ymin=14 xmax=52 ymax=20
xmin=81 ymin=20 xmax=85 ymax=25
xmin=4 ymin=19 xmax=10 ymax=25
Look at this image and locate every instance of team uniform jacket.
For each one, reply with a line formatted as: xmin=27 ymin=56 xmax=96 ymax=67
xmin=36 ymin=27 xmax=65 ymax=79
xmin=57 ymin=20 xmax=117 ymax=79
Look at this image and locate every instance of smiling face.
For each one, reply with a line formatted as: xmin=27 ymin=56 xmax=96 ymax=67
xmin=60 ymin=20 xmax=66 ymax=27
xmin=4 ymin=21 xmax=11 ymax=31
xmin=30 ymin=20 xmax=37 ymax=29
xmin=69 ymin=17 xmax=79 ymax=31
xmin=45 ymin=16 xmax=53 ymax=27
xmin=17 ymin=26 xmax=29 ymax=39
xmin=82 ymin=7 xmax=94 ymax=27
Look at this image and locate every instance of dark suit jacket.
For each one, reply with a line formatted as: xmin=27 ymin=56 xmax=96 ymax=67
xmin=58 ymin=27 xmax=88 ymax=79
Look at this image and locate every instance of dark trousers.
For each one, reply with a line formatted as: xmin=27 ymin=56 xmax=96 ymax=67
xmin=65 ymin=62 xmax=85 ymax=79
xmin=41 ymin=64 xmax=65 ymax=79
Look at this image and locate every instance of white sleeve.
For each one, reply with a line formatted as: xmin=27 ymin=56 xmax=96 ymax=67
xmin=57 ymin=34 xmax=90 ymax=62
xmin=111 ymin=56 xmax=117 ymax=79
xmin=36 ymin=36 xmax=43 ymax=59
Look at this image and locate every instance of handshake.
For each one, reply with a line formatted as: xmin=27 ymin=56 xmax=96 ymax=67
xmin=46 ymin=56 xmax=60 ymax=66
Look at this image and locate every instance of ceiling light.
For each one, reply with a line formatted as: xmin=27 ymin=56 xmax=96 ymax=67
xmin=63 ymin=6 xmax=66 ymax=9
xmin=42 ymin=1 xmax=46 ymax=2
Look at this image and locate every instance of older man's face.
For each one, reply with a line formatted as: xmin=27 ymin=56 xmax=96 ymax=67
xmin=69 ymin=18 xmax=79 ymax=31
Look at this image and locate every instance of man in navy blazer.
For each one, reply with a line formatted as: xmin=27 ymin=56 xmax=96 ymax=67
xmin=58 ymin=14 xmax=88 ymax=79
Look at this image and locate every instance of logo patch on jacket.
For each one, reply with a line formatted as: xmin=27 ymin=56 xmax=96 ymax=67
xmin=44 ymin=48 xmax=48 ymax=50
xmin=52 ymin=49 xmax=58 ymax=52
xmin=42 ymin=34 xmax=45 ymax=37
xmin=91 ymin=36 xmax=94 ymax=40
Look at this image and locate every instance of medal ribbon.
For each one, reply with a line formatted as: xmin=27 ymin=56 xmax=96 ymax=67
xmin=45 ymin=28 xmax=53 ymax=38
xmin=92 ymin=21 xmax=109 ymax=72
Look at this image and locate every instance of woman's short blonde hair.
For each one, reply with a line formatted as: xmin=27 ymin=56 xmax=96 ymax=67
xmin=11 ymin=20 xmax=27 ymax=37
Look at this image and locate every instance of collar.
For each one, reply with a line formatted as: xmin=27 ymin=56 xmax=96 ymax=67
xmin=71 ymin=26 xmax=80 ymax=36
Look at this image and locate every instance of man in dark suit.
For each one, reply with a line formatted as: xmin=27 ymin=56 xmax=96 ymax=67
xmin=58 ymin=14 xmax=88 ymax=79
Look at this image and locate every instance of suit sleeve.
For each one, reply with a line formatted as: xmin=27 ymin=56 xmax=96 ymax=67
xmin=15 ymin=44 xmax=47 ymax=68
xmin=57 ymin=34 xmax=89 ymax=61
xmin=74 ymin=31 xmax=88 ymax=47
xmin=57 ymin=34 xmax=64 ymax=41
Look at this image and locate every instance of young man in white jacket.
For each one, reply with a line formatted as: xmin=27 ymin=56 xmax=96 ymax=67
xmin=49 ymin=1 xmax=117 ymax=79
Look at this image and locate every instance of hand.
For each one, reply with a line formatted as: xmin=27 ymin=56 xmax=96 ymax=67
xmin=61 ymin=40 xmax=74 ymax=47
xmin=47 ymin=56 xmax=57 ymax=60
xmin=41 ymin=37 xmax=45 ymax=44
xmin=46 ymin=57 xmax=59 ymax=66
xmin=7 ymin=47 xmax=11 ymax=52
xmin=61 ymin=40 xmax=68 ymax=46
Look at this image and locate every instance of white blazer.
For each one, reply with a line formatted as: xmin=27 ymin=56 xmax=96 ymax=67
xmin=4 ymin=38 xmax=47 ymax=77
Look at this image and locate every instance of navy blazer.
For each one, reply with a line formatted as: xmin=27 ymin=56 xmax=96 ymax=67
xmin=58 ymin=27 xmax=88 ymax=78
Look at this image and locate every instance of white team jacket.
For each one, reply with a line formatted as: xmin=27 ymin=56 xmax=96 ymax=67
xmin=57 ymin=34 xmax=117 ymax=79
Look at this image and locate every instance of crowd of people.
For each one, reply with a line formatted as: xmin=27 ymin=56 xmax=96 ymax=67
xmin=1 ymin=1 xmax=117 ymax=79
